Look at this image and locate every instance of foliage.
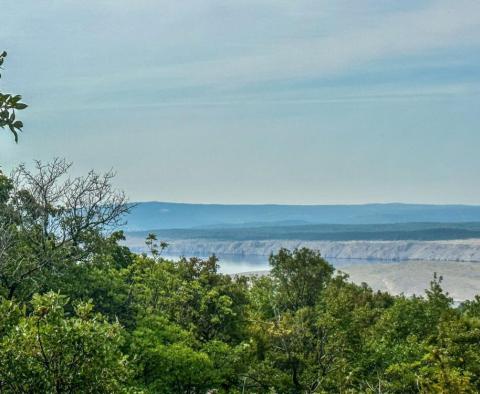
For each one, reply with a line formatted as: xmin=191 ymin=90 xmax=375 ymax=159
xmin=132 ymin=221 xmax=480 ymax=243
xmin=0 ymin=292 xmax=129 ymax=393
xmin=0 ymin=51 xmax=27 ymax=142
xmin=0 ymin=164 xmax=478 ymax=392
xmin=270 ymin=247 xmax=334 ymax=311
xmin=0 ymin=159 xmax=129 ymax=301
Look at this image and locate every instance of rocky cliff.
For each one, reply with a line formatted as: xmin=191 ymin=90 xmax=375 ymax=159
xmin=158 ymin=239 xmax=480 ymax=262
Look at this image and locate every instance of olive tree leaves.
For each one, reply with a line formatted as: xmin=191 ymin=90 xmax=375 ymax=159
xmin=0 ymin=51 xmax=28 ymax=143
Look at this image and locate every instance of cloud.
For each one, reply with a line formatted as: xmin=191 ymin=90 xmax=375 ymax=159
xmin=4 ymin=0 xmax=480 ymax=109
xmin=139 ymin=0 xmax=480 ymax=87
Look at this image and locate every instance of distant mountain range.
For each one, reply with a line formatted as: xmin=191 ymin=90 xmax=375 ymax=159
xmin=124 ymin=202 xmax=480 ymax=231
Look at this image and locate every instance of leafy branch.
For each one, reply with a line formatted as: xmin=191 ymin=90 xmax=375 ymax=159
xmin=0 ymin=51 xmax=28 ymax=142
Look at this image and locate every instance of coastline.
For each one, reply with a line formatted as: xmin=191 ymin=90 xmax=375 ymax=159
xmin=125 ymin=238 xmax=480 ymax=263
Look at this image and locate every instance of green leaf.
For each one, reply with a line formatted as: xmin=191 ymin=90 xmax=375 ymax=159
xmin=11 ymin=95 xmax=22 ymax=104
xmin=14 ymin=103 xmax=28 ymax=110
xmin=8 ymin=125 xmax=18 ymax=142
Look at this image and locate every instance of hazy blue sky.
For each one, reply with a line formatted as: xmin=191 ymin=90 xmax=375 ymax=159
xmin=1 ymin=1 xmax=480 ymax=204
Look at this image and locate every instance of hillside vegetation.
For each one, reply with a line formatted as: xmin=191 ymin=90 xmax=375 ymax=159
xmin=128 ymin=222 xmax=480 ymax=242
xmin=0 ymin=163 xmax=480 ymax=392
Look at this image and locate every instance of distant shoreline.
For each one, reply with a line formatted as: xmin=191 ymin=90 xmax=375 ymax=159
xmin=125 ymin=238 xmax=480 ymax=263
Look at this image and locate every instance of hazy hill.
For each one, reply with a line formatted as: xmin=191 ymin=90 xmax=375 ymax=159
xmin=125 ymin=202 xmax=480 ymax=231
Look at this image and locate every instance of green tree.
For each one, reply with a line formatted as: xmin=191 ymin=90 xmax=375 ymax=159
xmin=124 ymin=253 xmax=252 ymax=392
xmin=131 ymin=314 xmax=246 ymax=393
xmin=0 ymin=292 xmax=129 ymax=393
xmin=51 ymin=231 xmax=136 ymax=327
xmin=366 ymin=275 xmax=458 ymax=393
xmin=246 ymin=272 xmax=393 ymax=393
xmin=460 ymin=295 xmax=480 ymax=318
xmin=0 ymin=159 xmax=129 ymax=301
xmin=270 ymin=247 xmax=334 ymax=312
xmin=245 ymin=250 xmax=336 ymax=393
xmin=128 ymin=254 xmax=249 ymax=344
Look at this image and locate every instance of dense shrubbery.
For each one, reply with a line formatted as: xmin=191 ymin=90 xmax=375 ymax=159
xmin=0 ymin=164 xmax=480 ymax=393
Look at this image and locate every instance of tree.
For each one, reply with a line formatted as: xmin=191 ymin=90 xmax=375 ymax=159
xmin=50 ymin=230 xmax=137 ymax=327
xmin=246 ymin=271 xmax=393 ymax=393
xmin=270 ymin=247 xmax=334 ymax=311
xmin=131 ymin=315 xmax=235 ymax=393
xmin=127 ymin=255 xmax=251 ymax=392
xmin=128 ymin=254 xmax=249 ymax=344
xmin=460 ymin=295 xmax=480 ymax=318
xmin=365 ymin=275 xmax=458 ymax=393
xmin=0 ymin=51 xmax=27 ymax=142
xmin=144 ymin=233 xmax=168 ymax=260
xmin=0 ymin=158 xmax=129 ymax=300
xmin=0 ymin=292 xmax=129 ymax=393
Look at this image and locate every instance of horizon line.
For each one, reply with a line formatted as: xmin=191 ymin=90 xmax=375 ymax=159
xmin=129 ymin=201 xmax=480 ymax=208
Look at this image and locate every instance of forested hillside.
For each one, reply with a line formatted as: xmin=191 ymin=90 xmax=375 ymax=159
xmin=128 ymin=221 xmax=480 ymax=242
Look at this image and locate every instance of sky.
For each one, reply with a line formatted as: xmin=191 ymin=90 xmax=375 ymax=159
xmin=1 ymin=0 xmax=480 ymax=204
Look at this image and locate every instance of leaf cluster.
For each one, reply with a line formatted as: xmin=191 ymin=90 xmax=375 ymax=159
xmin=0 ymin=51 xmax=27 ymax=142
